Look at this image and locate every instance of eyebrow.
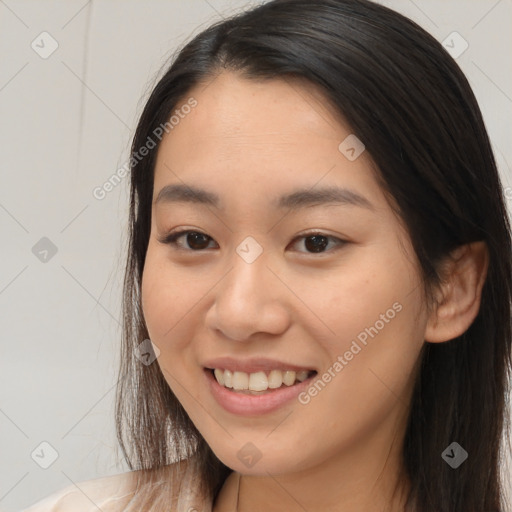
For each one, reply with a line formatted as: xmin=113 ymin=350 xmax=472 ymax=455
xmin=154 ymin=183 xmax=375 ymax=211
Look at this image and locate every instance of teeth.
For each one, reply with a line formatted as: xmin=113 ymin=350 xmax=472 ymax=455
xmin=224 ymin=369 xmax=233 ymax=388
xmin=249 ymin=371 xmax=268 ymax=391
xmin=232 ymin=371 xmax=249 ymax=390
xmin=212 ymin=368 xmax=313 ymax=392
xmin=214 ymin=369 xmax=224 ymax=386
xmin=283 ymin=370 xmax=296 ymax=386
xmin=268 ymin=369 xmax=283 ymax=389
xmin=296 ymin=370 xmax=309 ymax=382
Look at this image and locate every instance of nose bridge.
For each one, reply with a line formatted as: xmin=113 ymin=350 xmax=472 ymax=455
xmin=207 ymin=237 xmax=290 ymax=340
xmin=222 ymin=239 xmax=271 ymax=313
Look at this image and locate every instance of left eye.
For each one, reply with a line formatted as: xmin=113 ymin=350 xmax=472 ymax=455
xmin=291 ymin=233 xmax=346 ymax=253
xmin=158 ymin=230 xmax=346 ymax=254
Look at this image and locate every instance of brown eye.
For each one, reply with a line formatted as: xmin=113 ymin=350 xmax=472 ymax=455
xmin=291 ymin=233 xmax=346 ymax=254
xmin=304 ymin=235 xmax=329 ymax=253
xmin=159 ymin=230 xmax=216 ymax=251
xmin=184 ymin=232 xmax=211 ymax=250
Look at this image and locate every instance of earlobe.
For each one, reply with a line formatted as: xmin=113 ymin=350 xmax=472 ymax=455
xmin=424 ymin=241 xmax=489 ymax=343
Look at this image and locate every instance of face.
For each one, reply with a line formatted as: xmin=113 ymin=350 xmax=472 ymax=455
xmin=141 ymin=71 xmax=430 ymax=477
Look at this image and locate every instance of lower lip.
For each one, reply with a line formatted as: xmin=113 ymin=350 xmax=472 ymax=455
xmin=204 ymin=368 xmax=317 ymax=416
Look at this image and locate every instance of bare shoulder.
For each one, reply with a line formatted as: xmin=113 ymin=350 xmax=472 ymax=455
xmin=21 ymin=458 xmax=207 ymax=512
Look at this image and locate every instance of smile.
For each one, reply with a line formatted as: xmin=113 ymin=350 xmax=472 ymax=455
xmin=204 ymin=367 xmax=318 ymax=416
xmin=211 ymin=368 xmax=315 ymax=393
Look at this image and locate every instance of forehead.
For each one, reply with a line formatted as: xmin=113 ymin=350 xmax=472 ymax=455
xmin=174 ymin=71 xmax=345 ymax=144
xmin=152 ymin=71 xmax=386 ymax=212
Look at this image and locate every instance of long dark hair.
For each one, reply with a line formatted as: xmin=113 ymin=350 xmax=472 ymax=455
xmin=114 ymin=0 xmax=512 ymax=510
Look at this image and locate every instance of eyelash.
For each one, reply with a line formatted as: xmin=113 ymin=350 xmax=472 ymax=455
xmin=157 ymin=229 xmax=347 ymax=255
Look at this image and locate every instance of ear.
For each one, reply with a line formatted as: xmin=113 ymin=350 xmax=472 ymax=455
xmin=424 ymin=241 xmax=489 ymax=343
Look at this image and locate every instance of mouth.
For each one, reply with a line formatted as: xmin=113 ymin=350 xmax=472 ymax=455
xmin=206 ymin=367 xmax=317 ymax=395
xmin=203 ymin=365 xmax=318 ymax=416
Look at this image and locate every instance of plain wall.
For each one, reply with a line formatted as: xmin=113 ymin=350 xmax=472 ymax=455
xmin=1 ymin=1 xmax=511 ymax=510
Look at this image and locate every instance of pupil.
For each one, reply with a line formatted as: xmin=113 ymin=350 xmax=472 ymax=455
xmin=188 ymin=232 xmax=209 ymax=250
xmin=305 ymin=235 xmax=328 ymax=253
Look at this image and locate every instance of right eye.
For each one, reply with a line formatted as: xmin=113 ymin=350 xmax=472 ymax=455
xmin=157 ymin=229 xmax=218 ymax=251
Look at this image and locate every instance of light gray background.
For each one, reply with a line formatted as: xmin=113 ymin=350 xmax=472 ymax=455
xmin=1 ymin=1 xmax=511 ymax=510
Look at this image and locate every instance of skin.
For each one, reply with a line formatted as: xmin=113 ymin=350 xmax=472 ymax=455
xmin=140 ymin=71 xmax=489 ymax=511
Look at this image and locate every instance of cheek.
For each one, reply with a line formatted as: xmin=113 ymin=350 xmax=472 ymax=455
xmin=141 ymin=249 xmax=204 ymax=405
xmin=141 ymin=247 xmax=187 ymax=348
xmin=141 ymin=244 xmax=213 ymax=361
xmin=141 ymin=250 xmax=167 ymax=340
xmin=301 ymin=243 xmax=425 ymax=400
xmin=300 ymin=243 xmax=420 ymax=351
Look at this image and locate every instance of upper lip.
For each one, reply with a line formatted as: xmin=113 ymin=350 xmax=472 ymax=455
xmin=203 ymin=356 xmax=317 ymax=374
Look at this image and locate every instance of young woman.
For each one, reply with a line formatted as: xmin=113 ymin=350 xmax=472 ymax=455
xmin=24 ymin=0 xmax=512 ymax=510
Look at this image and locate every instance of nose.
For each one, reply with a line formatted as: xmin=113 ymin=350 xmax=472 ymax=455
xmin=204 ymin=247 xmax=291 ymax=342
